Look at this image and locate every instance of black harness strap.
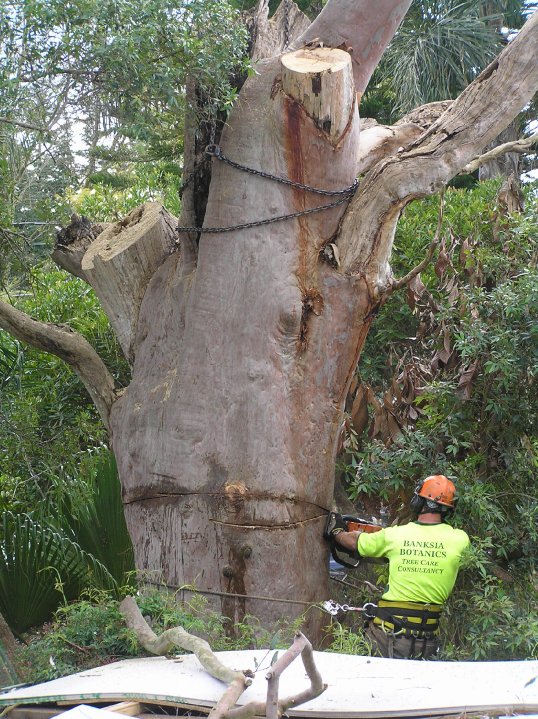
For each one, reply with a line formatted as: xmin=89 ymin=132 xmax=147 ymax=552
xmin=365 ymin=603 xmax=442 ymax=636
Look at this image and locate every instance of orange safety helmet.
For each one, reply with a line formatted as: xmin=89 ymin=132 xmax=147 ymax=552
xmin=417 ymin=475 xmax=457 ymax=508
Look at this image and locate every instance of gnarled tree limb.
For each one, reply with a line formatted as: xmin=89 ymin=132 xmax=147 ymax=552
xmin=120 ymin=597 xmax=325 ymax=719
xmin=119 ymin=596 xmax=250 ymax=687
xmin=0 ymin=299 xmax=116 ymax=430
xmin=337 ymin=9 xmax=538 ymax=282
xmin=226 ymin=632 xmax=326 ymax=719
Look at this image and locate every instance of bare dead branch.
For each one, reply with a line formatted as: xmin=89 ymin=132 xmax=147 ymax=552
xmin=462 ymin=131 xmax=538 ymax=173
xmin=390 ymin=191 xmax=445 ymax=293
xmin=279 ymin=632 xmax=326 ymax=713
xmin=208 ymin=676 xmax=251 ymax=719
xmin=0 ymin=116 xmax=48 ymax=132
xmin=119 ymin=596 xmax=250 ymax=687
xmin=226 ymin=632 xmax=327 ymax=719
xmin=0 ymin=299 xmax=116 ymax=430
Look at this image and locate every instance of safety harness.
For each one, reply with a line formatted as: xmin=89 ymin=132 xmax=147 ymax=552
xmin=323 ymin=599 xmax=442 ymax=659
xmin=370 ymin=599 xmax=442 ymax=637
xmin=323 ymin=599 xmax=442 ymax=637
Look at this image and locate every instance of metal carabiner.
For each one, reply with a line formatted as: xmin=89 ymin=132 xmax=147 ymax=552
xmin=362 ymin=602 xmax=377 ymax=619
xmin=322 ymin=600 xmax=342 ymax=616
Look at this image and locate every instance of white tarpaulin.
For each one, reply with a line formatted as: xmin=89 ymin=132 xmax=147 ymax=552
xmin=0 ymin=652 xmax=537 ymax=718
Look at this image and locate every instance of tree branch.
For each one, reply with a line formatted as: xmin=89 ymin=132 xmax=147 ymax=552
xmin=462 ymin=130 xmax=538 ymax=173
xmin=389 ymin=191 xmax=445 ymax=293
xmin=337 ymin=9 xmax=538 ymax=281
xmin=0 ymin=299 xmax=116 ymax=431
xmin=119 ymin=596 xmax=250 ymax=687
xmin=226 ymin=633 xmax=326 ymax=719
xmin=120 ymin=597 xmax=325 ymax=719
xmin=291 ymin=0 xmax=413 ymax=95
xmin=0 ymin=116 xmax=48 ymax=132
xmin=356 ymin=122 xmax=424 ymax=174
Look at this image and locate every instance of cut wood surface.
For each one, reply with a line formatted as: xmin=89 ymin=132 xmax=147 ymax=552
xmin=81 ymin=203 xmax=177 ymax=362
xmin=281 ymin=48 xmax=354 ymax=142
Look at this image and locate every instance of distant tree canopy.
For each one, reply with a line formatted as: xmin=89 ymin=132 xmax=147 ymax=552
xmin=0 ymin=0 xmax=249 ymax=278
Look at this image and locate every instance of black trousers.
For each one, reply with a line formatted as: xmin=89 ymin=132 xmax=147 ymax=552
xmin=365 ymin=623 xmax=440 ymax=660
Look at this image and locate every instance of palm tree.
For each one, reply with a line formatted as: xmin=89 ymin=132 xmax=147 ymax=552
xmin=363 ymin=0 xmax=529 ymax=118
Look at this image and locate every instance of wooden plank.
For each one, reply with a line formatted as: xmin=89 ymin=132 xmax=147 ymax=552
xmin=100 ymin=703 xmax=142 ymax=716
xmin=7 ymin=708 xmax=63 ymax=719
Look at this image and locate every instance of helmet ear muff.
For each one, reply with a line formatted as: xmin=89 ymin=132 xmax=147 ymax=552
xmin=409 ymin=482 xmax=425 ymax=515
xmin=440 ymin=496 xmax=458 ymax=519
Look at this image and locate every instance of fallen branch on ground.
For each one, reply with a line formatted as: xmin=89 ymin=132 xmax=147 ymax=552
xmin=119 ymin=596 xmax=326 ymax=719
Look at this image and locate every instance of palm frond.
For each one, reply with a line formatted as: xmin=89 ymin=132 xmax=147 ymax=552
xmin=61 ymin=450 xmax=135 ymax=589
xmin=0 ymin=511 xmax=117 ymax=635
xmin=382 ymin=0 xmax=504 ymax=114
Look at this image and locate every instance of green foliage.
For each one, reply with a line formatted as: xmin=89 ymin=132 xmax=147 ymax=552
xmin=0 ymin=267 xmax=134 ymax=633
xmin=59 ymin=449 xmax=136 ymax=589
xmin=16 ymin=589 xmax=303 ymax=684
xmin=0 ymin=264 xmax=128 ymax=512
xmin=66 ymin=162 xmax=182 ymax=222
xmin=0 ymin=512 xmax=117 ymax=636
xmin=341 ymin=180 xmax=538 ymax=659
xmin=442 ymin=572 xmax=538 ymax=660
xmin=2 ymin=0 xmax=249 ymax=156
xmin=0 ymin=0 xmax=249 ymax=269
xmin=0 ymin=449 xmax=134 ymax=634
xmin=16 ymin=595 xmax=139 ymax=683
xmin=325 ymin=622 xmax=372 ymax=655
xmin=362 ymin=0 xmax=529 ymax=120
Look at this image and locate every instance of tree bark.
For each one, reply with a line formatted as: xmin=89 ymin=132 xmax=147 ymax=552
xmin=111 ymin=44 xmax=364 ymax=636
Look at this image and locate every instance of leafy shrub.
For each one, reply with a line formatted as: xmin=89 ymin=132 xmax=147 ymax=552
xmin=0 ymin=265 xmax=128 ymax=513
xmin=338 ymin=180 xmax=538 ymax=659
xmin=16 ymin=589 xmax=303 ymax=685
xmin=67 ymin=162 xmax=183 ymax=223
xmin=0 ymin=513 xmax=117 ymax=636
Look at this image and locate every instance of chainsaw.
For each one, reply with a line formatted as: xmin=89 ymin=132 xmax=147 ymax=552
xmin=326 ymin=512 xmax=385 ymax=569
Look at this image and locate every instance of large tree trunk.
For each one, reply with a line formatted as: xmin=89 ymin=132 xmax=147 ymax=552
xmin=110 ymin=47 xmax=366 ymax=633
xmin=104 ymin=0 xmax=419 ymax=636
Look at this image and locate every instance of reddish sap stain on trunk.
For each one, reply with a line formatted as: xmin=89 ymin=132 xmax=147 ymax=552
xmin=283 ymin=96 xmax=305 ymax=201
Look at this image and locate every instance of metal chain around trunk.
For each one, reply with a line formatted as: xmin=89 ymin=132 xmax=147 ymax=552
xmin=176 ymin=144 xmax=358 ymax=238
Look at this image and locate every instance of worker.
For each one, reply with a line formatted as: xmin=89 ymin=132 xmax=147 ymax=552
xmin=325 ymin=475 xmax=470 ymax=659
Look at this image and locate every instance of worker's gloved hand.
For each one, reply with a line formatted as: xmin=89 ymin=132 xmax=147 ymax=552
xmin=324 ymin=512 xmax=347 ymax=540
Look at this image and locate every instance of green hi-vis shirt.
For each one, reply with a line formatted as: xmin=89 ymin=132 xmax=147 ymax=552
xmin=357 ymin=522 xmax=470 ymax=605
